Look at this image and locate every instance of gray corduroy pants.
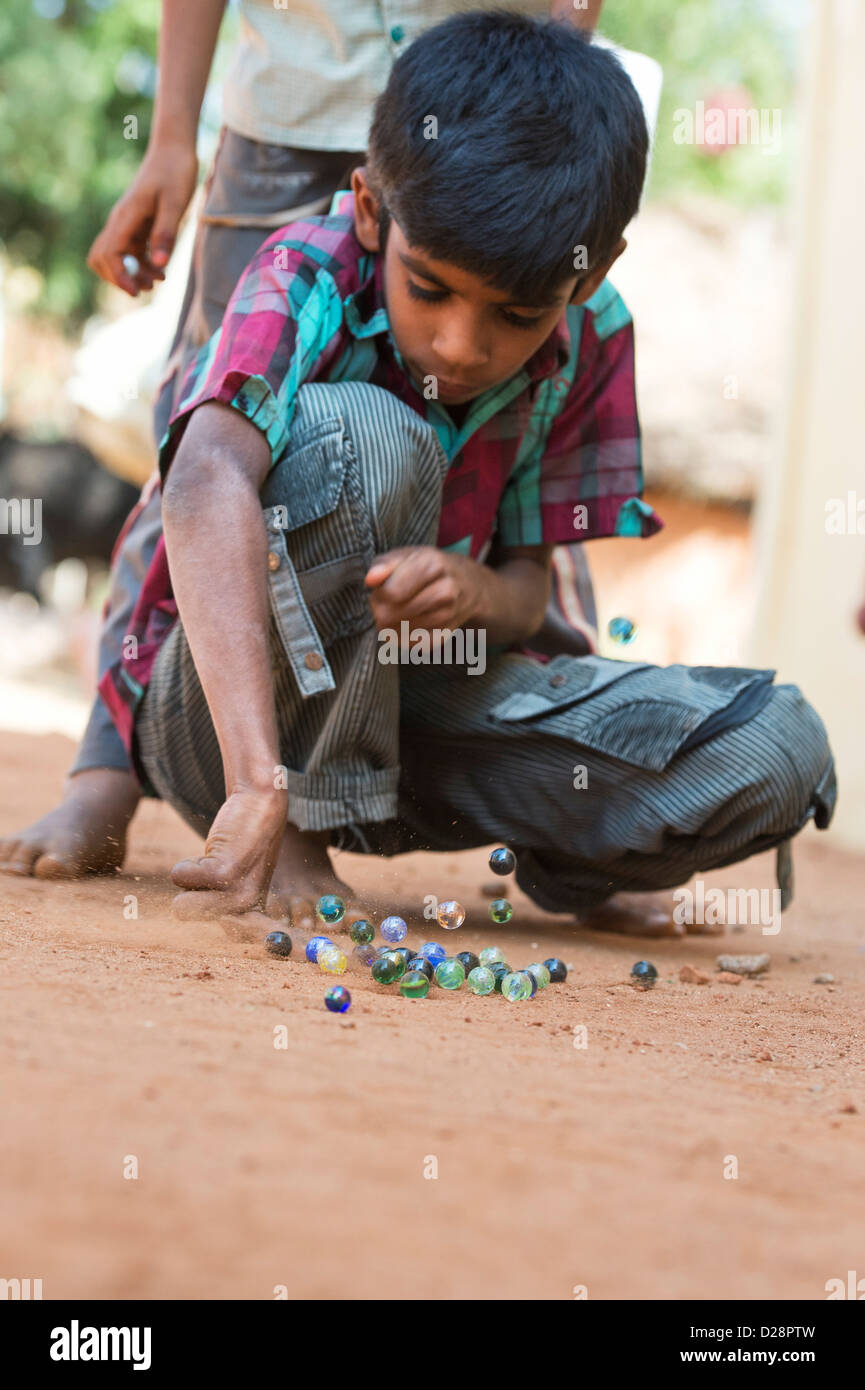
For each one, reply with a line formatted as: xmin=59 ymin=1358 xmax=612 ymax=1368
xmin=135 ymin=381 xmax=836 ymax=914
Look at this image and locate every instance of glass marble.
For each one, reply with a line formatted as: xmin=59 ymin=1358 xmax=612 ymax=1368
xmin=489 ymin=847 xmax=516 ymax=876
xmin=316 ymin=894 xmax=346 ymax=924
xmin=349 ymin=919 xmax=375 ymax=946
xmin=479 ymin=945 xmax=507 ymax=968
xmin=324 ymin=985 xmax=351 ymax=1013
xmin=501 ymin=970 xmax=532 ymax=1002
xmin=352 ymin=943 xmax=376 ymax=967
xmin=434 ymin=958 xmax=466 ymax=990
xmin=385 ymin=950 xmax=407 ymax=980
xmin=419 ymin=942 xmax=447 ymax=967
xmin=455 ymin=951 xmax=480 ymax=976
xmin=318 ymin=944 xmax=347 ymax=975
xmin=608 ymin=615 xmax=637 ymax=646
xmin=488 ymin=898 xmax=513 ymax=925
xmin=490 ymin=962 xmax=511 ymax=993
xmin=371 ymin=956 xmax=400 ymax=985
xmin=526 ymin=963 xmax=551 ymax=990
xmin=306 ymin=934 xmax=333 ymax=963
xmin=630 ymin=960 xmax=658 ymax=989
xmin=380 ymin=914 xmax=408 ymax=944
xmin=407 ymin=955 xmax=434 ymax=980
xmin=467 ymin=965 xmax=495 ymax=996
xmin=543 ymin=957 xmax=568 ymax=983
xmin=524 ymin=970 xmax=538 ymax=999
xmin=436 ymin=899 xmax=465 ymax=931
xmin=400 ymin=970 xmax=430 ymax=1000
xmin=265 ymin=930 xmax=292 ymax=958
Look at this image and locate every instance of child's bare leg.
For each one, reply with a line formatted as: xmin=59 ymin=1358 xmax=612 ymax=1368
xmin=0 ymin=768 xmax=140 ymax=878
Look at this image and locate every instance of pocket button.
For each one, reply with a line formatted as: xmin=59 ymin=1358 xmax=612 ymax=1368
xmin=549 ymin=673 xmax=567 ymax=688
xmin=304 ymin=651 xmax=323 ymax=671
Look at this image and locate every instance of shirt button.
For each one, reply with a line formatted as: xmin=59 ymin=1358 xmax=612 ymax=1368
xmin=549 ymin=673 xmax=567 ymax=688
xmin=267 ymin=551 xmax=280 ymax=572
xmin=304 ymin=651 xmax=324 ymax=671
xmin=390 ymin=24 xmax=405 ymax=42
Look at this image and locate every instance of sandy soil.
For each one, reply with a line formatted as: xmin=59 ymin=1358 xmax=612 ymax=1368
xmin=1 ymin=730 xmax=863 ymax=1302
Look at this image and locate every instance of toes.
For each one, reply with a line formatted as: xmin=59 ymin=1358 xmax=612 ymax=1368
xmin=32 ymin=851 xmax=83 ymax=881
xmin=0 ymin=840 xmax=40 ymax=876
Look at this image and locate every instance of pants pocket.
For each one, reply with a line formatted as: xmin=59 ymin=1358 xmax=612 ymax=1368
xmin=489 ymin=657 xmax=776 ymax=772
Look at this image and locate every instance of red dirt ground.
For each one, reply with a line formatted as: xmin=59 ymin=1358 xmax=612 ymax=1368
xmin=1 ymin=731 xmax=863 ymax=1301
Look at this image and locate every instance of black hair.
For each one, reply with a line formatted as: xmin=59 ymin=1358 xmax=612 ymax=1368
xmin=367 ymin=11 xmax=648 ymax=304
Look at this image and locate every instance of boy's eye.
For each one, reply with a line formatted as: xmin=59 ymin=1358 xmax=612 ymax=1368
xmin=407 ymin=280 xmax=448 ymax=303
xmin=501 ymin=309 xmax=543 ymax=331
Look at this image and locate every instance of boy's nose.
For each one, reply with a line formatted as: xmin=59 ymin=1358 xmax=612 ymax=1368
xmin=432 ymin=318 xmax=491 ymax=375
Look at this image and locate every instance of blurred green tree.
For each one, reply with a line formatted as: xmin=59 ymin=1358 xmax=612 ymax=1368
xmin=0 ymin=0 xmax=159 ymax=321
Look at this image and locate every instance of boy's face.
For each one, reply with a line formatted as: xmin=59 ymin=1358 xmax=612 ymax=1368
xmin=352 ymin=169 xmax=624 ymax=406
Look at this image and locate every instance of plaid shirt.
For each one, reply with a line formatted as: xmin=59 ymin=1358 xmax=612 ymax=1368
xmin=99 ymin=194 xmax=661 ymax=754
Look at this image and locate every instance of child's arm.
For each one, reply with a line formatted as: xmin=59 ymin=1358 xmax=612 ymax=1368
xmin=365 ymin=545 xmax=553 ymax=647
xmin=161 ymin=402 xmax=288 ymax=916
xmin=88 ymin=0 xmax=227 ymax=294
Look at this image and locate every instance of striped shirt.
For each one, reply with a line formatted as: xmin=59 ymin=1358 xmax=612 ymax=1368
xmin=222 ymin=0 xmax=554 ymax=151
xmin=99 ymin=193 xmax=660 ymax=752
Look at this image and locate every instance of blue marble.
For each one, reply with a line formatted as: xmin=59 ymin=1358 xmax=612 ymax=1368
xmin=489 ymin=847 xmax=516 ymax=876
xmin=380 ymin=914 xmax=408 ymax=944
xmin=324 ymin=986 xmax=351 ymax=1013
xmin=419 ymin=941 xmax=447 ymax=967
xmin=306 ymin=934 xmax=333 ymax=963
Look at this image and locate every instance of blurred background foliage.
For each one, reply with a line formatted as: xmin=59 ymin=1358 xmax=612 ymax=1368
xmin=0 ymin=0 xmax=805 ymax=324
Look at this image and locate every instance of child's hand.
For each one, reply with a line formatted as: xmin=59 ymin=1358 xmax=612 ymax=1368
xmin=364 ymin=547 xmax=486 ymax=631
xmin=169 ymin=786 xmax=286 ymax=920
xmin=87 ymin=140 xmax=198 ymax=296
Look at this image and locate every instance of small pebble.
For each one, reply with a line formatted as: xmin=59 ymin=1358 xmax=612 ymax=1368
xmin=716 ymin=953 xmax=770 ymax=976
xmin=754 ymin=1049 xmax=773 ymax=1062
xmin=813 ymin=973 xmax=835 ymax=984
xmin=716 ymin=971 xmax=742 ymax=985
xmin=679 ymin=964 xmax=710 ymax=985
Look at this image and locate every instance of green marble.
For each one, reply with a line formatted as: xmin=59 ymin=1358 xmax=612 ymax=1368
xmin=488 ymin=898 xmax=513 ymax=924
xmin=501 ymin=970 xmax=532 ymax=1002
xmin=400 ymin=970 xmax=430 ymax=1000
xmin=467 ymin=965 xmax=496 ymax=996
xmin=479 ymin=946 xmax=507 ymax=968
xmin=434 ymin=958 xmax=466 ymax=990
xmin=349 ymin=919 xmax=375 ymax=946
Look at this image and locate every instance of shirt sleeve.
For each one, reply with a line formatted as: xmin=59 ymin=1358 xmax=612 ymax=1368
xmin=496 ymin=301 xmax=663 ymax=547
xmin=157 ymin=230 xmax=346 ymax=478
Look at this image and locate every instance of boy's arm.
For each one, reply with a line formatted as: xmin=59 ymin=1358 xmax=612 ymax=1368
xmin=88 ymin=0 xmax=227 ymax=294
xmin=366 ymin=545 xmax=553 ymax=647
xmin=161 ymin=402 xmax=288 ymax=915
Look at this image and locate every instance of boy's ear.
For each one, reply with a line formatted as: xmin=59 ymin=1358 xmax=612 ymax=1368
xmin=569 ymin=237 xmax=627 ymax=305
xmin=351 ymin=167 xmax=381 ymax=252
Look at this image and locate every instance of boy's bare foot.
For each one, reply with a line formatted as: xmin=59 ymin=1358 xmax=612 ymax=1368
xmin=266 ymin=824 xmax=369 ymax=933
xmin=0 ymin=767 xmax=141 ymax=879
xmin=577 ymin=892 xmax=723 ymax=938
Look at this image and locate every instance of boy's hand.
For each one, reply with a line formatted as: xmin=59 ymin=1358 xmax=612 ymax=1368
xmin=365 ymin=547 xmax=485 ymax=631
xmin=170 ymin=786 xmax=287 ymax=919
xmin=87 ymin=140 xmax=198 ymax=296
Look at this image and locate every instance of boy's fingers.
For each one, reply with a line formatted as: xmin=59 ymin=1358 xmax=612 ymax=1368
xmin=171 ymin=854 xmax=234 ymax=891
xmin=368 ymin=549 xmax=444 ymax=605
